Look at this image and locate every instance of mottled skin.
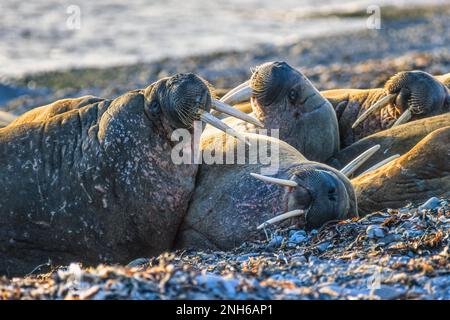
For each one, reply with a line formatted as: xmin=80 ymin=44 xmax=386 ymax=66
xmin=175 ymin=133 xmax=357 ymax=251
xmin=205 ymin=61 xmax=340 ymax=163
xmin=0 ymin=74 xmax=210 ymax=276
xmin=326 ymin=113 xmax=450 ymax=176
xmin=322 ymin=71 xmax=449 ymax=148
xmin=352 ymin=126 xmax=450 ymax=215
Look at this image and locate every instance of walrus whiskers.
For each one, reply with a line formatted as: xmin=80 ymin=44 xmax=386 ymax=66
xmin=257 ymin=209 xmax=305 ymax=230
xmin=391 ymin=109 xmax=412 ymax=127
xmin=250 ymin=172 xmax=298 ymax=187
xmin=220 ymin=80 xmax=250 ymax=102
xmin=358 ymin=154 xmax=401 ymax=176
xmin=211 ymin=99 xmax=263 ymax=127
xmin=352 ymin=94 xmax=396 ymax=129
xmin=220 ymin=83 xmax=252 ymax=105
xmin=340 ymin=144 xmax=380 ymax=177
xmin=199 ymin=110 xmax=251 ymax=146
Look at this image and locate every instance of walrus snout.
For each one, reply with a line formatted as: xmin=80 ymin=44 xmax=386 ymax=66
xmin=353 ymin=71 xmax=449 ymax=129
xmin=158 ymin=73 xmax=212 ymax=129
xmin=386 ymin=71 xmax=448 ymax=116
xmin=252 ymin=164 xmax=358 ymax=231
xmin=288 ymin=167 xmax=355 ymax=229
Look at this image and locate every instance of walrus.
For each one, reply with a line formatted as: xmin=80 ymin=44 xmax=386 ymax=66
xmin=0 ymin=73 xmax=259 ymax=276
xmin=352 ymin=125 xmax=450 ymax=215
xmin=207 ymin=61 xmax=340 ymax=163
xmin=322 ymin=71 xmax=450 ymax=148
xmin=223 ymin=70 xmax=449 ymax=149
xmin=174 ymin=132 xmax=358 ymax=251
xmin=326 ymin=113 xmax=450 ymax=176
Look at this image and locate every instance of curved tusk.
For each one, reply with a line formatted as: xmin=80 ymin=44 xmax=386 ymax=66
xmin=212 ymin=99 xmax=263 ymax=128
xmin=250 ymin=172 xmax=298 ymax=187
xmin=220 ymin=80 xmax=250 ymax=102
xmin=391 ymin=109 xmax=412 ymax=127
xmin=199 ymin=110 xmax=251 ymax=146
xmin=352 ymin=94 xmax=396 ymax=129
xmin=220 ymin=84 xmax=252 ymax=105
xmin=340 ymin=144 xmax=381 ymax=177
xmin=257 ymin=209 xmax=304 ymax=230
xmin=358 ymin=154 xmax=401 ymax=176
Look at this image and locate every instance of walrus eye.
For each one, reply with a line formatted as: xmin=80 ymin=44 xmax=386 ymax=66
xmin=288 ymin=89 xmax=298 ymax=104
xmin=150 ymin=101 xmax=160 ymax=112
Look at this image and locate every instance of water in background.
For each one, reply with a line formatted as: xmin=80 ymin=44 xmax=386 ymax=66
xmin=0 ymin=0 xmax=444 ymax=77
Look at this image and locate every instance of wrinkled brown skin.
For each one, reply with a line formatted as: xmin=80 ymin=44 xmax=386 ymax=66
xmin=0 ymin=74 xmax=209 ymax=276
xmin=322 ymin=71 xmax=449 ymax=148
xmin=175 ymin=133 xmax=357 ymax=251
xmin=352 ymin=126 xmax=450 ymax=216
xmin=326 ymin=113 xmax=450 ymax=176
xmin=206 ymin=61 xmax=340 ymax=163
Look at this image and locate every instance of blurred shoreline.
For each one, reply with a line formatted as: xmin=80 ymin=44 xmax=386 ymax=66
xmin=1 ymin=3 xmax=449 ymax=113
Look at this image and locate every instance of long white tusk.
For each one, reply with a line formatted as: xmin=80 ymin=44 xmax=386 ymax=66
xmin=212 ymin=99 xmax=263 ymax=127
xmin=220 ymin=84 xmax=252 ymax=105
xmin=340 ymin=144 xmax=381 ymax=177
xmin=199 ymin=110 xmax=250 ymax=146
xmin=220 ymin=80 xmax=250 ymax=102
xmin=352 ymin=94 xmax=396 ymax=129
xmin=257 ymin=209 xmax=304 ymax=230
xmin=391 ymin=109 xmax=412 ymax=127
xmin=358 ymin=154 xmax=401 ymax=176
xmin=250 ymin=172 xmax=298 ymax=187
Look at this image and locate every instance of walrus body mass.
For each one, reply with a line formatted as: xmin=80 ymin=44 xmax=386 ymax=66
xmin=0 ymin=73 xmax=258 ymax=276
xmin=175 ymin=133 xmax=357 ymax=251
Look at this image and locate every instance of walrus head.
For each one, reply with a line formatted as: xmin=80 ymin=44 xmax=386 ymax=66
xmin=353 ymin=71 xmax=449 ymax=129
xmin=220 ymin=61 xmax=339 ymax=162
xmin=251 ymin=163 xmax=357 ymax=231
xmin=145 ymin=73 xmax=261 ymax=144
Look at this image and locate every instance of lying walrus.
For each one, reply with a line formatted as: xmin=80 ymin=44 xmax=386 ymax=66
xmin=0 ymin=73 xmax=259 ymax=276
xmin=175 ymin=132 xmax=358 ymax=251
xmin=352 ymin=125 xmax=450 ymax=215
xmin=223 ymin=70 xmax=449 ymax=149
xmin=327 ymin=113 xmax=450 ymax=176
xmin=323 ymin=71 xmax=450 ymax=147
xmin=208 ymin=61 xmax=340 ymax=163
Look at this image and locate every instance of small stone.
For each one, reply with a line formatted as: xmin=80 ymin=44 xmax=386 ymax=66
xmin=289 ymin=230 xmax=307 ymax=244
xmin=373 ymin=286 xmax=405 ymax=300
xmin=317 ymin=242 xmax=331 ymax=252
xmin=418 ymin=197 xmax=441 ymax=211
xmin=366 ymin=225 xmax=386 ymax=239
xmin=267 ymin=235 xmax=283 ymax=248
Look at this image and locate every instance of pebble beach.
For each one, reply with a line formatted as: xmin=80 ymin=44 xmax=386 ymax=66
xmin=0 ymin=4 xmax=449 ymax=300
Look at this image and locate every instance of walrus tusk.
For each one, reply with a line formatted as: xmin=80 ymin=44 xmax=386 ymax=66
xmin=257 ymin=209 xmax=304 ymax=230
xmin=352 ymin=94 xmax=396 ymax=129
xmin=211 ymin=99 xmax=264 ymax=128
xmin=220 ymin=83 xmax=252 ymax=105
xmin=250 ymin=172 xmax=298 ymax=187
xmin=391 ymin=108 xmax=412 ymax=127
xmin=358 ymin=154 xmax=401 ymax=176
xmin=340 ymin=144 xmax=381 ymax=177
xmin=199 ymin=110 xmax=251 ymax=146
xmin=220 ymin=80 xmax=250 ymax=102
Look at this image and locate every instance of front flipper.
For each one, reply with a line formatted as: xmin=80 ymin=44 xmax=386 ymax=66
xmin=352 ymin=126 xmax=450 ymax=215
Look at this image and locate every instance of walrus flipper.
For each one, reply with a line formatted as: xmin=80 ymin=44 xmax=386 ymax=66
xmin=352 ymin=126 xmax=450 ymax=215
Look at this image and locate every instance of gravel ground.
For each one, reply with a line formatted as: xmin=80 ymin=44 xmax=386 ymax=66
xmin=0 ymin=7 xmax=449 ymax=300
xmin=1 ymin=197 xmax=448 ymax=300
